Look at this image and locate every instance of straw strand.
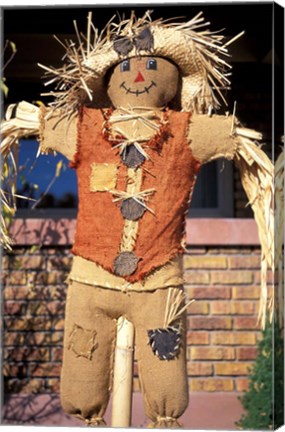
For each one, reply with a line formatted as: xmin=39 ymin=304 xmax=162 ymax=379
xmin=234 ymin=128 xmax=274 ymax=329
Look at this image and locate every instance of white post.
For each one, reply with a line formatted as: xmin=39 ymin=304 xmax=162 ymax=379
xmin=111 ymin=316 xmax=135 ymax=427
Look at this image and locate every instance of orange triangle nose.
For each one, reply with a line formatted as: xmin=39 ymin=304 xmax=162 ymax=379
xmin=134 ymin=71 xmax=145 ymax=83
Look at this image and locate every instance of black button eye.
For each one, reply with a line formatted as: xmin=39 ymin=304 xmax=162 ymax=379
xmin=146 ymin=58 xmax=157 ymax=70
xmin=120 ymin=60 xmax=130 ymax=72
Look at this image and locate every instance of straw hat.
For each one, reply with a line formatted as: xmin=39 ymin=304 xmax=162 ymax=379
xmin=39 ymin=10 xmax=236 ymax=115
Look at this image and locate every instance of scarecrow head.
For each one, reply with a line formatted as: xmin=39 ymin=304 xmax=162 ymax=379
xmin=40 ymin=11 xmax=232 ymax=114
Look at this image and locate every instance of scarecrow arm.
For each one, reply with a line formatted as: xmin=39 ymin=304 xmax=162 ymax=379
xmin=189 ymin=113 xmax=274 ymax=328
xmin=1 ymin=101 xmax=78 ymax=161
xmin=1 ymin=102 xmax=77 ymax=250
xmin=39 ymin=105 xmax=78 ymax=161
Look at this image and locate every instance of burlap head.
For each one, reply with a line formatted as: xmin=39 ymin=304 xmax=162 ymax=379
xmin=40 ymin=11 xmax=232 ymax=114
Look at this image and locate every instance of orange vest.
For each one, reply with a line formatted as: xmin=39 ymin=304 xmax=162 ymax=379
xmin=71 ymin=107 xmax=200 ymax=282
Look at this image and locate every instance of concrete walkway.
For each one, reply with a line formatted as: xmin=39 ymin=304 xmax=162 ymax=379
xmin=2 ymin=392 xmax=244 ymax=429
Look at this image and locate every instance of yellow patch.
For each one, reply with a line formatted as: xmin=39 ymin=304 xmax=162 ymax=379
xmin=90 ymin=163 xmax=118 ymax=192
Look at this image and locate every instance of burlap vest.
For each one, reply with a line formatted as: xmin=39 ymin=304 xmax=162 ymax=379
xmin=71 ymin=107 xmax=200 ymax=282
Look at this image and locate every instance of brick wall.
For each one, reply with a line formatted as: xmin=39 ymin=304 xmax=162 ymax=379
xmin=184 ymin=246 xmax=262 ymax=393
xmin=2 ymin=244 xmax=262 ymax=395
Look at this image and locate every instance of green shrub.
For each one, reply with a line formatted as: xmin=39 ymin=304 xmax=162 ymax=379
xmin=236 ymin=319 xmax=284 ymax=430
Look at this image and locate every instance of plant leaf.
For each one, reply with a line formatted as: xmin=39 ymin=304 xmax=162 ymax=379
xmin=55 ymin=160 xmax=63 ymax=177
xmin=1 ymin=78 xmax=9 ymax=97
xmin=9 ymin=41 xmax=17 ymax=53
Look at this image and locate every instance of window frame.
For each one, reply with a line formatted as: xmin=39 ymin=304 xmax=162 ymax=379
xmin=189 ymin=160 xmax=234 ymax=218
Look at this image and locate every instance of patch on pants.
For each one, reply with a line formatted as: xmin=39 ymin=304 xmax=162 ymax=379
xmin=68 ymin=323 xmax=98 ymax=360
xmin=147 ymin=325 xmax=181 ymax=360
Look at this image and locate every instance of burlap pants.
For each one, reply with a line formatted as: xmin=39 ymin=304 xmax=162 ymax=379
xmin=60 ymin=280 xmax=188 ymax=427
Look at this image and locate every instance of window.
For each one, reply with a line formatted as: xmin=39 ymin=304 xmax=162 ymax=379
xmin=190 ymin=160 xmax=234 ymax=217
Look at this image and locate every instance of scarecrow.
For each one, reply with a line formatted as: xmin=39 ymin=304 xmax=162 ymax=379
xmin=1 ymin=11 xmax=275 ymax=428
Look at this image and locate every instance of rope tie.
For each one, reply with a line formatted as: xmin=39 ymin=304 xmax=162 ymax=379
xmin=151 ymin=415 xmax=182 ymax=428
xmin=113 ymin=139 xmax=150 ymax=161
xmin=111 ymin=188 xmax=156 ymax=215
xmin=75 ymin=414 xmax=106 ymax=426
xmin=156 ymin=416 xmax=176 ymax=422
xmin=109 ymin=107 xmax=164 ymax=130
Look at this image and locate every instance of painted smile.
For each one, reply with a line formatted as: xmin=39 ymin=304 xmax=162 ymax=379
xmin=120 ymin=81 xmax=157 ymax=96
